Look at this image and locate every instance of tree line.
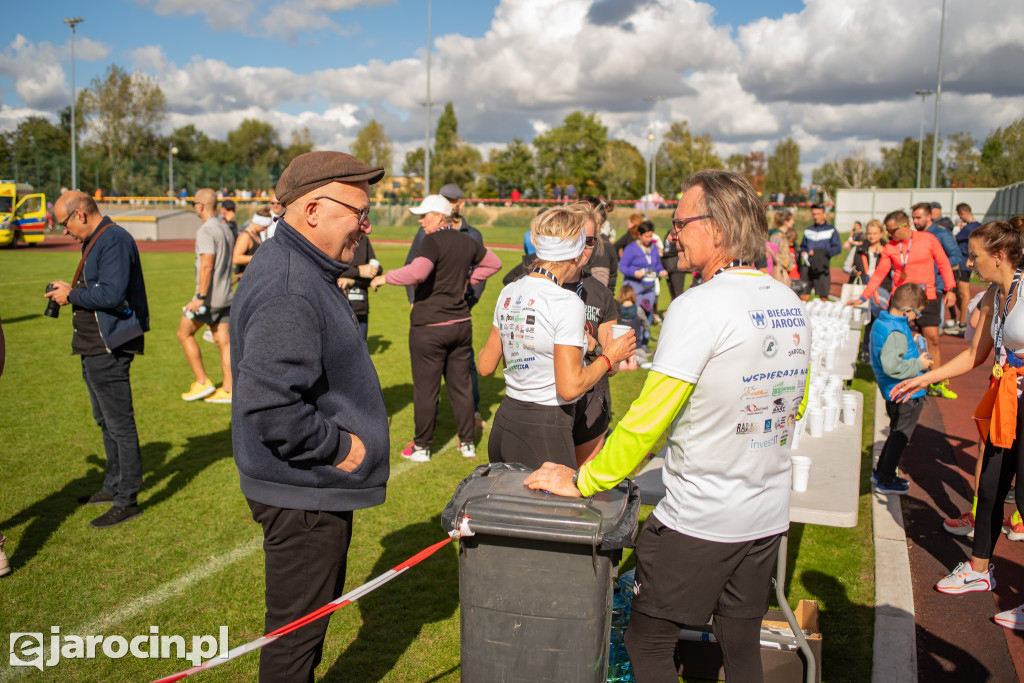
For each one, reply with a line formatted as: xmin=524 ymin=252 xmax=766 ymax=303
xmin=2 ymin=64 xmax=1020 ymax=204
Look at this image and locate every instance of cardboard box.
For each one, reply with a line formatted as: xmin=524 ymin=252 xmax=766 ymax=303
xmin=675 ymin=600 xmax=822 ymax=683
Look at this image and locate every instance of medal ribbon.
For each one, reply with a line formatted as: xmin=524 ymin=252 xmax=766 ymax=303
xmin=532 ymin=266 xmax=561 ymax=287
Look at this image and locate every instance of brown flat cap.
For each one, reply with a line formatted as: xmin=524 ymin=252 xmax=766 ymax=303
xmin=275 ymin=151 xmax=385 ymax=206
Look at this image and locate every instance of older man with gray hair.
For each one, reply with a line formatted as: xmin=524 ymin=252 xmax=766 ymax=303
xmin=231 ymin=151 xmax=391 ymax=682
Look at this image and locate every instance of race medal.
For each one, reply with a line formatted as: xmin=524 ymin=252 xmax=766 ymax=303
xmin=993 ymin=363 xmax=1004 ymax=380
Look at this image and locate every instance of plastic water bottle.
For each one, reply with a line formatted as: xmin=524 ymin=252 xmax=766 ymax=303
xmin=607 ymin=583 xmax=635 ymax=682
xmin=618 ymin=569 xmax=636 ymax=601
xmin=914 ymin=335 xmax=930 ymax=360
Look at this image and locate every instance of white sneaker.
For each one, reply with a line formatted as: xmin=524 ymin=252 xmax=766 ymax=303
xmin=994 ymin=603 xmax=1024 ymax=630
xmin=936 ymin=560 xmax=995 ymax=594
xmin=458 ymin=442 xmax=476 ymax=458
xmin=202 ymin=329 xmax=215 ymax=343
xmin=400 ymin=442 xmax=430 ymax=462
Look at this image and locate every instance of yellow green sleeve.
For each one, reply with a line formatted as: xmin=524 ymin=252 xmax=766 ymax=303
xmin=576 ymin=371 xmax=694 ymax=496
xmin=796 ymin=371 xmax=810 ymax=421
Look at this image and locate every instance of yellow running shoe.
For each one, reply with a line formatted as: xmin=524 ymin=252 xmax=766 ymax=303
xmin=181 ymin=380 xmax=215 ymax=401
xmin=927 ymin=381 xmax=958 ymax=399
xmin=204 ymin=388 xmax=232 ymax=404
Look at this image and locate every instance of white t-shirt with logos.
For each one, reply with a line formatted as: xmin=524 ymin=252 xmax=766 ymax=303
xmin=650 ymin=269 xmax=810 ymax=543
xmin=493 ymin=275 xmax=586 ymax=406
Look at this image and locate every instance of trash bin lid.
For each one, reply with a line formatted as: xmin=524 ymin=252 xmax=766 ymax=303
xmin=442 ymin=463 xmax=639 ymax=549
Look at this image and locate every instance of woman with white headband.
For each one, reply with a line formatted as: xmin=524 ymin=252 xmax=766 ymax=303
xmin=478 ymin=205 xmax=637 ymax=469
xmin=233 ymin=206 xmax=273 ymax=276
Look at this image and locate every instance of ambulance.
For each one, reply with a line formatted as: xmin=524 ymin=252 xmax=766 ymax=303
xmin=0 ymin=182 xmax=47 ymax=247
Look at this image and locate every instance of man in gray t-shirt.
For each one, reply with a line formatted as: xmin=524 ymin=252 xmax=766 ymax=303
xmin=177 ymin=188 xmax=235 ymax=404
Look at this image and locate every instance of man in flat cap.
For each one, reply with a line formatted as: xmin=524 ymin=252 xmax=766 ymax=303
xmin=401 ymin=183 xmax=489 ymax=429
xmin=230 ymin=151 xmax=390 ymax=682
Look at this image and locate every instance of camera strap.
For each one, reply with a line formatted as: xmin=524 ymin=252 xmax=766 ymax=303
xmin=70 ymin=223 xmax=112 ymax=287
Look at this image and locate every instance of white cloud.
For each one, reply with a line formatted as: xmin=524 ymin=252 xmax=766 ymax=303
xmin=4 ymin=0 xmax=1022 ymax=188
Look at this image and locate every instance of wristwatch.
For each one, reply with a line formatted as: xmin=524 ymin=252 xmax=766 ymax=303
xmin=572 ymin=469 xmax=580 ymax=492
xmin=196 ymin=292 xmax=207 ymax=300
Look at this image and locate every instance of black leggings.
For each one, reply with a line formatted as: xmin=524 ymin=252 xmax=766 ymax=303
xmin=625 ymin=609 xmax=763 ymax=683
xmin=973 ymin=393 xmax=1024 ymax=560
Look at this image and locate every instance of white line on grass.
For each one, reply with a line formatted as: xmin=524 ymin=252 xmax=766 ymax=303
xmin=0 ymin=443 xmax=452 ymax=681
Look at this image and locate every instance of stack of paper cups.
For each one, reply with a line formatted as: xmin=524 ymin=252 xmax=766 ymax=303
xmin=841 ymin=392 xmax=858 ymax=425
xmin=791 ymin=455 xmax=812 ymax=492
xmin=807 ymin=406 xmax=825 ymax=438
xmin=823 ymin=402 xmax=839 ymax=431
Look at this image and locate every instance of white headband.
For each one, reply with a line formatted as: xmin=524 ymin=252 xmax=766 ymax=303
xmin=534 ymin=231 xmax=586 ymax=261
xmin=251 ymin=214 xmax=273 ymax=227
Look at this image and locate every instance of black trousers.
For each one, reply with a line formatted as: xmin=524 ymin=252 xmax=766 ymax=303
xmin=973 ymin=392 xmax=1024 ymax=560
xmin=248 ymin=499 xmax=353 ymax=683
xmin=409 ymin=321 xmax=475 ymax=447
xmin=81 ymin=352 xmax=143 ymax=507
xmin=875 ymin=398 xmax=924 ymax=484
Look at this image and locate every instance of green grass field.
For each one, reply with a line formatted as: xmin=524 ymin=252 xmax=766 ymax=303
xmin=0 ymin=243 xmax=875 ymax=682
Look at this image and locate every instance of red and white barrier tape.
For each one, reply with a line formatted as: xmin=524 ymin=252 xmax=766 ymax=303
xmin=150 ymin=537 xmax=453 ymax=683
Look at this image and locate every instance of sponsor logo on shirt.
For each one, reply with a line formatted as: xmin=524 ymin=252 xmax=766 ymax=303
xmin=528 ymin=299 xmax=535 ymax=306
xmin=780 ymin=433 xmax=788 ymax=446
xmin=773 ymin=381 xmax=797 ymax=396
xmin=749 ymin=310 xmax=768 ymax=329
xmin=741 ymin=386 xmax=770 ymax=399
xmin=763 ymin=418 xmax=773 ymax=433
xmin=515 ymin=295 xmax=523 ymax=305
xmin=743 ymin=368 xmax=807 ymax=383
xmin=526 ymin=314 xmax=535 ymax=325
xmin=775 ymin=417 xmax=787 ymax=429
xmin=762 ymin=335 xmax=778 ymax=358
xmin=750 ymin=434 xmax=780 ymax=449
xmin=766 ymin=307 xmax=807 ymax=329
xmin=772 ymin=398 xmax=787 ymax=413
xmin=793 ymin=333 xmax=801 ymax=346
xmin=788 ymin=348 xmax=807 ymax=357
xmin=744 ymin=403 xmax=768 ymax=414
xmin=503 ymin=297 xmax=511 ymax=309
xmin=736 ymin=422 xmax=759 ymax=435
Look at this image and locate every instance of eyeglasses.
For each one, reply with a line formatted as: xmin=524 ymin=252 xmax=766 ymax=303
xmin=902 ymin=307 xmax=922 ymax=317
xmin=314 ymin=196 xmax=370 ymax=225
xmin=59 ymin=210 xmax=78 ymax=229
xmin=887 ymin=222 xmax=909 ymax=234
xmin=585 ymin=236 xmax=597 ymax=248
xmin=671 ymin=215 xmax=712 ymax=232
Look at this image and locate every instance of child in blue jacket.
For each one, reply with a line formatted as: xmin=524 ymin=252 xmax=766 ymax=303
xmin=869 ymin=283 xmax=933 ymax=494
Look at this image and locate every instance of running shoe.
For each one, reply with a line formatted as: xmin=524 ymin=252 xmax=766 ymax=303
xmin=927 ymin=381 xmax=958 ymax=399
xmin=1007 ymin=487 xmax=1016 ymax=504
xmin=458 ymin=442 xmax=476 ymax=459
xmin=994 ymin=603 xmax=1024 ymax=631
xmin=1002 ymin=515 xmax=1024 ymax=541
xmin=943 ymin=323 xmax=966 ymax=338
xmin=936 ymin=561 xmax=995 ymax=594
xmin=400 ymin=442 xmax=430 ymax=462
xmin=874 ymin=478 xmax=910 ymax=495
xmin=871 ymin=470 xmax=909 ymax=488
xmin=943 ymin=510 xmax=975 ymax=537
xmin=203 ymin=388 xmax=232 ymax=404
xmin=181 ymin=380 xmax=215 ymax=401
xmin=0 ymin=532 xmax=10 ymax=577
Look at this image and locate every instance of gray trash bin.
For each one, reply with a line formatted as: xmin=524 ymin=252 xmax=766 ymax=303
xmin=442 ymin=463 xmax=640 ymax=683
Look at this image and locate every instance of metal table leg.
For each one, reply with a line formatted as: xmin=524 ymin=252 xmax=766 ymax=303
xmin=774 ymin=532 xmax=816 ymax=683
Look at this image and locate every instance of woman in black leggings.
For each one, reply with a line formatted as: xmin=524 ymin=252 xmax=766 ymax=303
xmin=892 ymin=216 xmax=1024 ymax=629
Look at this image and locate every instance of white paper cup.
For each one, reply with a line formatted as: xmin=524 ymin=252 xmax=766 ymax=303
xmin=842 ymin=394 xmax=858 ymax=425
xmin=791 ymin=420 xmax=802 ymax=450
xmin=807 ymin=407 xmax=824 ymax=438
xmin=792 ymin=455 xmax=812 ymax=492
xmin=612 ymin=324 xmax=631 ymax=339
xmin=823 ymin=403 xmax=839 ymax=431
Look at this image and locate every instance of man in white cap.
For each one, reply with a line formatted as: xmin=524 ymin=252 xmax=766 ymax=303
xmin=372 ymin=194 xmax=502 ymax=462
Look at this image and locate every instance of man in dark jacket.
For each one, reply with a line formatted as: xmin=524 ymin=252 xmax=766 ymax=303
xmin=230 ymin=152 xmax=390 ymax=682
xmin=46 ymin=191 xmax=150 ymax=529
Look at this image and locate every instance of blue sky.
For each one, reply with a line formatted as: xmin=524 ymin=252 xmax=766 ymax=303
xmin=2 ymin=0 xmax=1021 ymax=181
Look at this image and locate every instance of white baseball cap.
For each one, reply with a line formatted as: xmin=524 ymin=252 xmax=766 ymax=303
xmin=409 ymin=194 xmax=453 ymax=216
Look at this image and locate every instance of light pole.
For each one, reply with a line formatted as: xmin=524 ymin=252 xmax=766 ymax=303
xmin=643 ymin=95 xmax=667 ymax=215
xmin=63 ymin=16 xmax=83 ymax=191
xmin=169 ymin=144 xmax=178 ymax=204
xmin=423 ymin=0 xmax=432 ymax=195
xmin=930 ymin=0 xmax=946 ymax=188
xmin=914 ymin=89 xmax=933 ymax=189
xmin=647 ymin=131 xmax=656 ymax=216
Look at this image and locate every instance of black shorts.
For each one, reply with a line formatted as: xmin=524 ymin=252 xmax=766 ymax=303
xmin=629 ymin=514 xmax=783 ymax=624
xmin=917 ymin=296 xmax=942 ymax=328
xmin=957 ymin=268 xmax=973 ymax=285
xmin=572 ymin=377 xmax=610 ymax=445
xmin=193 ymin=306 xmax=230 ymax=326
xmin=488 ymin=396 xmax=576 ymax=470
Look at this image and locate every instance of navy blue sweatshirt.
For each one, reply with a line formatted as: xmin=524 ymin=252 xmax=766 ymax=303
xmin=230 ymin=219 xmax=389 ymax=511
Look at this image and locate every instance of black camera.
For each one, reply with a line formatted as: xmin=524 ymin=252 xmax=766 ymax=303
xmin=44 ymin=283 xmax=61 ymax=319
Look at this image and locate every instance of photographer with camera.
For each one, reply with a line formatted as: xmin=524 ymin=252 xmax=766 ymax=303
xmin=45 ymin=191 xmax=150 ymax=529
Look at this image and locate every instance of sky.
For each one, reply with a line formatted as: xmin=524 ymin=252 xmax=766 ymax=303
xmin=2 ymin=0 xmax=1022 ymax=185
